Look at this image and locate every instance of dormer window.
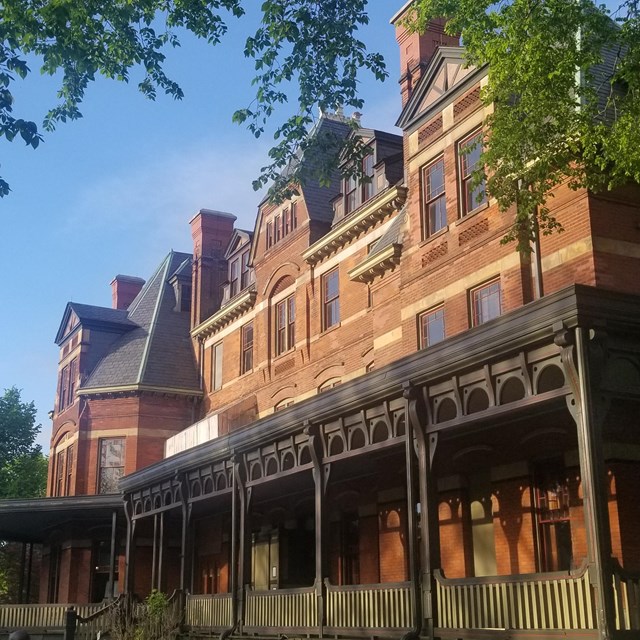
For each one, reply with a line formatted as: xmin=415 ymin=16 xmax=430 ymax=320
xmin=265 ymin=203 xmax=298 ymax=250
xmin=344 ymin=153 xmax=375 ymax=216
xmin=228 ymin=249 xmax=251 ymax=299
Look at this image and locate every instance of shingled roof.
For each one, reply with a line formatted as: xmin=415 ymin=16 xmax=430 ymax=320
xmin=80 ymin=251 xmax=201 ymax=396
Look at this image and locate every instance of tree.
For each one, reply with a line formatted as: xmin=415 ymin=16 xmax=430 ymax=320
xmin=407 ymin=0 xmax=640 ymax=250
xmin=0 ymin=0 xmax=384 ymax=197
xmin=0 ymin=386 xmax=47 ymax=499
xmin=0 ymin=387 xmax=47 ymax=604
xmin=1 ymin=1 xmax=638 ymax=246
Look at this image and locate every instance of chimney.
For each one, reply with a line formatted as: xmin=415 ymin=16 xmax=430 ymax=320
xmin=190 ymin=209 xmax=237 ymax=328
xmin=110 ymin=275 xmax=145 ymax=310
xmin=392 ymin=4 xmax=460 ymax=106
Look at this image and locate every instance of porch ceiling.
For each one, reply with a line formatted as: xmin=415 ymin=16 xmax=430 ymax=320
xmin=0 ymin=495 xmax=123 ymax=543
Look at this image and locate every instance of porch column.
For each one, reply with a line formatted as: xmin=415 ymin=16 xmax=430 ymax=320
xmin=25 ymin=542 xmax=33 ymax=603
xmin=404 ymin=382 xmax=440 ymax=637
xmin=557 ymin=326 xmax=615 ymax=638
xmin=157 ymin=511 xmax=165 ymax=591
xmin=305 ymin=422 xmax=327 ymax=635
xmin=230 ymin=457 xmax=240 ymax=625
xmin=234 ymin=457 xmax=251 ymax=626
xmin=151 ymin=513 xmax=159 ymax=590
xmin=108 ymin=509 xmax=117 ymax=599
xmin=18 ymin=542 xmax=27 ymax=603
xmin=179 ymin=473 xmax=193 ymax=592
xmin=124 ymin=497 xmax=136 ymax=595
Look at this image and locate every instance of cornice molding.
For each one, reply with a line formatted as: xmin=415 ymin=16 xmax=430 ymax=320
xmin=191 ymin=287 xmax=257 ymax=341
xmin=302 ymin=186 xmax=408 ymax=266
xmin=348 ymin=243 xmax=403 ymax=283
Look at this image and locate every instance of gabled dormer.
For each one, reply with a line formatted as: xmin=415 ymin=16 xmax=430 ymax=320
xmin=221 ymin=229 xmax=254 ymax=306
xmin=332 ymin=128 xmax=404 ymax=226
xmin=396 ymin=46 xmax=482 ymax=134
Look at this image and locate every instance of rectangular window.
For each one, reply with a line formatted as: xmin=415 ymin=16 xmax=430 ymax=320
xmin=322 ymin=268 xmax=340 ymax=330
xmin=290 ymin=202 xmax=298 ymax=230
xmin=180 ymin=285 xmax=192 ymax=312
xmin=362 ymin=154 xmax=375 ymax=202
xmin=459 ymin=131 xmax=487 ymax=215
xmin=422 ymin=157 xmax=447 ymax=236
xmin=230 ymin=259 xmax=239 ymax=297
xmin=266 ymin=221 xmax=273 ymax=249
xmin=283 ymin=208 xmax=290 ymax=237
xmin=419 ymin=306 xmax=445 ymax=348
xmin=211 ymin=342 xmax=223 ymax=391
xmin=274 ymin=215 xmax=281 ymax=242
xmin=240 ymin=251 xmax=250 ymax=290
xmin=470 ymin=279 xmax=501 ymax=326
xmin=65 ymin=445 xmax=74 ymax=496
xmin=241 ymin=322 xmax=254 ymax=374
xmin=275 ymin=295 xmax=295 ymax=356
xmin=56 ymin=450 xmax=64 ymax=496
xmin=345 ymin=175 xmax=358 ymax=215
xmin=59 ymin=365 xmax=69 ymax=411
xmin=98 ymin=438 xmax=125 ymax=494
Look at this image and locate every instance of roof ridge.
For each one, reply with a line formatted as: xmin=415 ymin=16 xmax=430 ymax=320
xmin=135 ymin=252 xmax=173 ymax=384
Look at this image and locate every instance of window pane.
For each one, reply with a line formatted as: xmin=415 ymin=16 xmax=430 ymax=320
xmin=323 ymin=270 xmax=340 ymax=329
xmin=98 ymin=438 xmax=125 ymax=495
xmin=472 ymin=281 xmax=501 ymax=325
xmin=426 ymin=159 xmax=445 ymax=200
xmin=423 ymin=158 xmax=447 ymax=236
xmin=429 ymin=197 xmax=447 ymax=234
xmin=213 ymin=342 xmax=223 ymax=391
xmin=420 ymin=308 xmax=445 ymax=347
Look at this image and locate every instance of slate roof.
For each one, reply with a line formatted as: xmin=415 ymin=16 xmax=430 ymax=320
xmin=81 ymin=251 xmax=200 ymax=395
xmin=54 ymin=302 xmax=137 ymax=344
xmin=259 ymin=114 xmax=353 ymax=224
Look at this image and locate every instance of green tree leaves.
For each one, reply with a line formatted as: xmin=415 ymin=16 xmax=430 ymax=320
xmin=0 ymin=387 xmax=47 ymax=499
xmin=408 ymin=0 xmax=640 ymax=250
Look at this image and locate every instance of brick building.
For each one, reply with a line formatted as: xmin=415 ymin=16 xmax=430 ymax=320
xmin=1 ymin=3 xmax=640 ymax=640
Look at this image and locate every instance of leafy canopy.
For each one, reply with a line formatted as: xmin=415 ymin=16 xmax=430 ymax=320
xmin=407 ymin=0 xmax=640 ymax=250
xmin=0 ymin=387 xmax=47 ymax=499
xmin=1 ymin=0 xmax=639 ymax=247
xmin=0 ymin=0 xmax=385 ymax=198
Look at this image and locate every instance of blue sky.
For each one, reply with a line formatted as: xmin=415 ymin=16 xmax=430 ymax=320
xmin=0 ymin=4 xmax=402 ymax=450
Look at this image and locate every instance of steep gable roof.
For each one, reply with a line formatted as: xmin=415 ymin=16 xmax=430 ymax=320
xmin=80 ymin=251 xmax=200 ymax=396
xmin=396 ymin=46 xmax=481 ymax=130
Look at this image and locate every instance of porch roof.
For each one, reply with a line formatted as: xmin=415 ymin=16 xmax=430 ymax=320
xmin=121 ymin=284 xmax=640 ymax=493
xmin=0 ymin=494 xmax=122 ymax=543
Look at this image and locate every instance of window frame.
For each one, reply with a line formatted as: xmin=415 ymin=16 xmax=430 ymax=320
xmin=422 ymin=156 xmax=447 ymax=238
xmin=230 ymin=258 xmax=240 ymax=297
xmin=419 ymin=305 xmax=446 ymax=348
xmin=266 ymin=221 xmax=273 ymax=249
xmin=275 ymin=294 xmax=296 ymax=356
xmin=97 ymin=437 xmax=125 ymax=495
xmin=470 ymin=279 xmax=502 ymax=326
xmin=458 ymin=130 xmax=487 ymax=217
xmin=211 ymin=341 xmax=223 ymax=391
xmin=322 ymin=268 xmax=340 ymax=331
xmin=241 ymin=322 xmax=254 ymax=374
xmin=240 ymin=250 xmax=250 ymax=290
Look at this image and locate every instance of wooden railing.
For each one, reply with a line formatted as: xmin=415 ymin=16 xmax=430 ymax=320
xmin=185 ymin=593 xmax=233 ymax=630
xmin=435 ymin=563 xmax=595 ymax=631
xmin=0 ymin=603 xmax=107 ymax=637
xmin=324 ymin=580 xmax=413 ymax=631
xmin=243 ymin=586 xmax=316 ymax=632
xmin=613 ymin=561 xmax=640 ymax=631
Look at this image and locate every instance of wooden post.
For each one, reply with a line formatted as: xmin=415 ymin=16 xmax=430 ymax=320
xmin=230 ymin=457 xmax=240 ymax=626
xmin=25 ymin=542 xmax=33 ymax=603
xmin=234 ymin=458 xmax=251 ymax=627
xmin=179 ymin=473 xmax=192 ymax=593
xmin=108 ymin=510 xmax=117 ymax=599
xmin=124 ymin=497 xmax=136 ymax=595
xmin=305 ymin=422 xmax=327 ymax=636
xmin=158 ymin=511 xmax=165 ymax=591
xmin=63 ymin=606 xmax=77 ymax=640
xmin=18 ymin=542 xmax=26 ymax=604
xmin=405 ymin=382 xmax=439 ymax=637
xmin=151 ymin=513 xmax=158 ymax=591
xmin=557 ymin=326 xmax=615 ymax=639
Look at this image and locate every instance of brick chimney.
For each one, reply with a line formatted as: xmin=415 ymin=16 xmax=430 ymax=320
xmin=392 ymin=4 xmax=460 ymax=106
xmin=190 ymin=209 xmax=237 ymax=328
xmin=110 ymin=275 xmax=145 ymax=310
